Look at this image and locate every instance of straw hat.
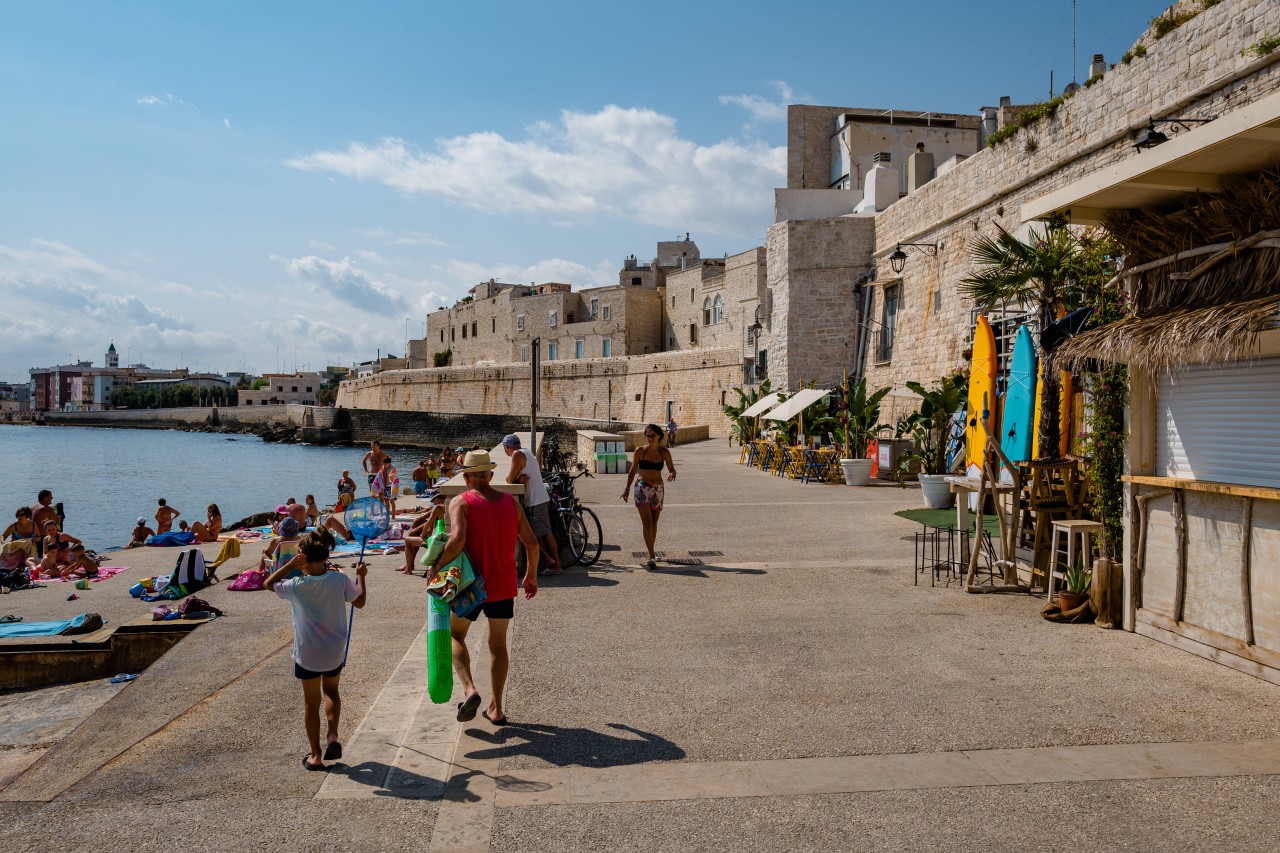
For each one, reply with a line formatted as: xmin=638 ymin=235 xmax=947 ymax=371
xmin=458 ymin=449 xmax=498 ymax=473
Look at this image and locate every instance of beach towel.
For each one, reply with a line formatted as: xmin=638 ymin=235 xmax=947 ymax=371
xmin=146 ymin=531 xmax=195 ymax=547
xmin=208 ymin=537 xmax=241 ymax=568
xmin=426 ymin=550 xmax=476 ymax=603
xmin=0 ymin=612 xmax=104 ymax=638
xmin=40 ymin=566 xmax=128 ymax=584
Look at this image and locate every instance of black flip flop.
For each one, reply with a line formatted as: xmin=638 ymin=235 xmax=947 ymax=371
xmin=482 ymin=709 xmax=508 ymax=726
xmin=457 ymin=692 xmax=482 ymax=722
xmin=302 ymin=755 xmax=326 ymax=771
xmin=323 ymin=741 xmax=343 ymax=760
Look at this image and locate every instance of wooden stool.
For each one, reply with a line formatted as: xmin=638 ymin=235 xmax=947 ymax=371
xmin=1047 ymin=519 xmax=1106 ymax=601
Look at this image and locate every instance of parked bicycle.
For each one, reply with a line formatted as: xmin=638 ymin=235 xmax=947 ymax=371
xmin=545 ymin=467 xmax=603 ymax=567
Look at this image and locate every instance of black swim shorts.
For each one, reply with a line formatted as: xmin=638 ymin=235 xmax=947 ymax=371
xmin=461 ymin=597 xmax=515 ymax=622
xmin=295 ymin=661 xmax=344 ymax=680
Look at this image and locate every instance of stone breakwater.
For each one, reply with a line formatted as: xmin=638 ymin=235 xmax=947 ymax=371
xmin=13 ymin=404 xmax=651 ymax=456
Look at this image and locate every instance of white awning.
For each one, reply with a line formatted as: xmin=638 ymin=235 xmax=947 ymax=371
xmin=762 ymin=388 xmax=829 ymax=422
xmin=740 ymin=392 xmax=782 ymax=418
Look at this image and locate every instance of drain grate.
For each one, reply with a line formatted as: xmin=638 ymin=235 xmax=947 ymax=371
xmin=665 ymin=558 xmax=703 ymax=566
xmin=687 ymin=550 xmax=723 ymax=558
xmin=632 ymin=551 xmax=666 ymax=559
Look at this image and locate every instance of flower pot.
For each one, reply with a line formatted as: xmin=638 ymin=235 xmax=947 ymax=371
xmin=917 ymin=473 xmax=955 ymax=509
xmin=1057 ymin=591 xmax=1088 ymax=612
xmin=839 ymin=458 xmax=873 ymax=486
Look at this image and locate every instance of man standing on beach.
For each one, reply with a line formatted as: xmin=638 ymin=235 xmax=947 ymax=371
xmin=428 ymin=449 xmax=538 ymax=726
xmin=30 ymin=490 xmax=58 ymax=532
xmin=501 ymin=434 xmax=560 ymax=575
xmin=362 ymin=440 xmax=387 ymax=495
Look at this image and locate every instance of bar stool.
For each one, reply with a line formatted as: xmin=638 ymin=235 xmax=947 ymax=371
xmin=1047 ymin=519 xmax=1106 ymax=600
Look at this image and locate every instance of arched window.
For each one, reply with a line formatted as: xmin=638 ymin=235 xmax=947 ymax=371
xmin=712 ymin=294 xmax=724 ymax=324
xmin=702 ymin=297 xmax=712 ymax=326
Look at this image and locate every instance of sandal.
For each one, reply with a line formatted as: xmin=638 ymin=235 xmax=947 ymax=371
xmin=457 ymin=692 xmax=482 ymax=722
xmin=482 ymin=709 xmax=508 ymax=726
xmin=302 ymin=755 xmax=326 ymax=771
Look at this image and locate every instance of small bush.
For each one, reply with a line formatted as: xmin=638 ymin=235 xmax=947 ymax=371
xmin=1134 ymin=43 xmax=1147 ymax=57
xmin=986 ymin=95 xmax=1067 ymax=148
xmin=1200 ymin=0 xmax=1222 ymax=8
xmin=1243 ymin=32 xmax=1280 ymax=59
xmin=433 ymin=350 xmax=452 ymax=367
xmin=1150 ymin=9 xmax=1199 ymax=40
xmin=1083 ymin=73 xmax=1104 ymax=88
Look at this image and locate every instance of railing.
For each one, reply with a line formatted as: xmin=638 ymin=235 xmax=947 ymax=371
xmin=872 ymin=328 xmax=894 ymax=364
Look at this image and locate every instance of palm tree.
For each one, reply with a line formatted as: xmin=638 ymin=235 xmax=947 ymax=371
xmin=959 ymin=221 xmax=1082 ymax=459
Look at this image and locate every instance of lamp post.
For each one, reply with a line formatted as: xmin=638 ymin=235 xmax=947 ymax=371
xmin=887 ymin=242 xmax=939 ymax=274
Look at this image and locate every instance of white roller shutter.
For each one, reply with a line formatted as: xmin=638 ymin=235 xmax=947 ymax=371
xmin=1155 ymin=356 xmax=1280 ymax=488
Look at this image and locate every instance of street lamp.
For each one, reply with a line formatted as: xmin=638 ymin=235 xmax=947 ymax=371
xmin=887 ymin=242 xmax=939 ymax=274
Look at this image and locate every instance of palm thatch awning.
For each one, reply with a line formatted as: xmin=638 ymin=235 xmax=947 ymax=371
xmin=1057 ymin=294 xmax=1280 ymax=371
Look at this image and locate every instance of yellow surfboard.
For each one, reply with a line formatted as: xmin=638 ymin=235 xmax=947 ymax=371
xmin=965 ymin=315 xmax=997 ymax=469
xmin=1032 ymin=365 xmax=1073 ymax=458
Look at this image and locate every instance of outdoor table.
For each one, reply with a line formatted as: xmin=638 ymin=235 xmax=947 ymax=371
xmin=944 ymin=475 xmax=1015 ymax=566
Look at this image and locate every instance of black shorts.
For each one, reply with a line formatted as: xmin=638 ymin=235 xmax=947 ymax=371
xmin=294 ymin=661 xmax=344 ymax=680
xmin=461 ymin=597 xmax=514 ymax=622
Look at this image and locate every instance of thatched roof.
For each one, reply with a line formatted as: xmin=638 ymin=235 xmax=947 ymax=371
xmin=1059 ymin=165 xmax=1280 ymax=370
xmin=1058 ymin=294 xmax=1279 ymax=372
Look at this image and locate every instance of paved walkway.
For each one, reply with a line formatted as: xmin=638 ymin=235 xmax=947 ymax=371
xmin=5 ymin=440 xmax=1280 ymax=851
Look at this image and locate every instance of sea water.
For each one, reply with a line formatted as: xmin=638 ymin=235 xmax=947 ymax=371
xmin=0 ymin=425 xmax=427 ymax=551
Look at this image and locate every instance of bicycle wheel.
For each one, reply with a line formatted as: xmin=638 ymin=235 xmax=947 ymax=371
xmin=573 ymin=506 xmax=603 ymax=566
xmin=561 ymin=511 xmax=588 ymax=567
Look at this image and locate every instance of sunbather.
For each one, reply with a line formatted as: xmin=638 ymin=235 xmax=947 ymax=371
xmin=126 ymin=517 xmax=155 ymax=548
xmin=399 ymin=490 xmax=446 ymax=574
xmin=191 ymin=503 xmax=222 ymax=543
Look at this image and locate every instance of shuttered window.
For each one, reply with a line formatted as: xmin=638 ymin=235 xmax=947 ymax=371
xmin=1155 ymin=356 xmax=1280 ymax=488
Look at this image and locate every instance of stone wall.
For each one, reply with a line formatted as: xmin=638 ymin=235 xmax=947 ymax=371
xmin=765 ymin=216 xmax=876 ymax=389
xmin=35 ymin=404 xmax=304 ymax=430
xmin=861 ymin=0 xmax=1280 ymax=421
xmin=336 ymin=347 xmax=744 ymax=435
xmin=346 ymin=409 xmax=640 ymax=457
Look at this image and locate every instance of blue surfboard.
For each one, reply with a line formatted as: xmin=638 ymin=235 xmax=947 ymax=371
xmin=1000 ymin=324 xmax=1037 ymax=468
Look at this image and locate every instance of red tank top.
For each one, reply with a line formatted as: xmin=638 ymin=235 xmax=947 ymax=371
xmin=462 ymin=490 xmax=519 ymax=601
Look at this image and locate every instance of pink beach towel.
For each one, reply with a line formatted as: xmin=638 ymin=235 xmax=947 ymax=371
xmin=42 ymin=566 xmax=129 ymax=583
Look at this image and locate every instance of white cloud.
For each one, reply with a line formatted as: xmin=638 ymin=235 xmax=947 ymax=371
xmin=279 ymin=254 xmax=406 ymax=315
xmin=136 ymin=92 xmax=191 ymax=108
xmin=443 ymin=256 xmax=616 ymax=290
xmin=137 ymin=95 xmax=164 ymax=106
xmin=352 ymin=227 xmax=447 ymax=248
xmin=289 ymin=105 xmax=784 ymax=237
xmin=719 ymin=81 xmax=795 ymax=123
xmin=223 ymin=117 xmax=232 ymax=130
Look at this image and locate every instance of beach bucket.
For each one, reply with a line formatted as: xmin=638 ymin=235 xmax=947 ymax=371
xmin=139 ymin=577 xmax=154 ymax=590
xmin=75 ymin=579 xmax=90 ymax=590
xmin=129 ymin=582 xmax=145 ymax=598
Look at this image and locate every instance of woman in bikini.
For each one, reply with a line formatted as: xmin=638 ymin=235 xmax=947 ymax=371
xmin=621 ymin=423 xmax=677 ymax=570
xmin=191 ymin=503 xmax=222 ymax=543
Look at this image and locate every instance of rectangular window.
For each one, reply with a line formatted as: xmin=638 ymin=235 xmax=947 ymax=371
xmin=462 ymin=325 xmax=467 ymax=339
xmin=292 ymin=386 xmax=298 ymax=392
xmin=689 ymin=323 xmax=697 ymax=344
xmin=306 ymin=386 xmax=312 ymax=392
xmin=671 ymin=295 xmax=675 ymax=308
xmin=550 ymin=310 xmax=558 ymax=328
xmin=521 ymin=346 xmax=529 ymax=362
xmin=690 ymin=287 xmax=695 ymax=303
xmin=451 ymin=327 xmax=455 ymax=341
xmin=277 ymin=386 xmax=283 ymax=392
xmin=492 ymin=318 xmax=496 ymax=333
xmin=574 ymin=339 xmax=584 ymax=359
xmin=548 ymin=342 xmax=558 ymax=360
xmin=471 ymin=321 xmax=477 ymax=337
xmin=602 ymin=338 xmax=612 ymax=357
xmin=669 ymin=336 xmax=675 ymax=348
xmin=877 ymin=285 xmax=899 ymax=363
xmin=602 ymin=305 xmax=611 ymax=320
xmin=516 ymin=315 xmax=525 ymax=332
xmin=440 ymin=330 xmax=444 ymax=342
xmin=590 ymin=298 xmax=599 ymax=318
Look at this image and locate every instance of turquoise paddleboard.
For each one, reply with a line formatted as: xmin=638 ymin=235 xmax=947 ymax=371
xmin=1000 ymin=324 xmax=1037 ymax=468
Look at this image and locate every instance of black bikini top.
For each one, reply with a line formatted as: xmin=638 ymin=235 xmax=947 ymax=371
xmin=637 ymin=451 xmax=664 ymax=471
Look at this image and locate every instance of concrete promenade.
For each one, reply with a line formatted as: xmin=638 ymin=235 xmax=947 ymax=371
xmin=3 ymin=441 xmax=1280 ymax=851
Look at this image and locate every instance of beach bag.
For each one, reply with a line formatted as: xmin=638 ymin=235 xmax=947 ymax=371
xmin=60 ymin=612 xmax=104 ymax=635
xmin=170 ymin=549 xmax=209 ymax=590
xmin=227 ymin=568 xmax=266 ymax=591
xmin=178 ymin=595 xmax=222 ymax=618
xmin=451 ymin=571 xmax=486 ymax=618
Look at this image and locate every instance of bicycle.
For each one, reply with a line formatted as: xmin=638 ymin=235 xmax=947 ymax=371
xmin=545 ymin=467 xmax=603 ymax=567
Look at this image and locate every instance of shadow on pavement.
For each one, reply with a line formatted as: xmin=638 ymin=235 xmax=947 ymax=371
xmin=329 ymin=758 xmax=453 ymax=800
xmin=462 ymin=721 xmax=685 ymax=768
xmin=654 ymin=563 xmax=766 ymax=577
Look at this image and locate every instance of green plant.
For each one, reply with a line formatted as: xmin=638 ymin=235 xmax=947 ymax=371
xmin=1064 ymin=562 xmax=1092 ymax=595
xmin=1200 ymin=0 xmax=1222 ymax=9
xmin=836 ymin=377 xmax=890 ymax=459
xmin=985 ymin=96 xmax=1068 ymax=148
xmin=1243 ymin=32 xmax=1280 ymax=59
xmin=1083 ymin=73 xmax=1104 ymax=88
xmin=433 ymin=350 xmax=452 ymax=367
xmin=1134 ymin=43 xmax=1147 ymax=58
xmin=252 ymin=378 xmax=269 ymax=389
xmin=894 ymin=372 xmax=967 ymax=480
xmin=721 ymin=379 xmax=773 ymax=446
xmin=1150 ymin=8 xmax=1199 ymax=40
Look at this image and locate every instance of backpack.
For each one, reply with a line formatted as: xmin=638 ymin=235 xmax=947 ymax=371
xmin=160 ymin=548 xmax=212 ymax=599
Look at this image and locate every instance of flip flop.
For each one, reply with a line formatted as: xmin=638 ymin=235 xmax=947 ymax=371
xmin=645 ymin=560 xmax=656 ymax=571
xmin=323 ymin=741 xmax=343 ymax=760
xmin=482 ymin=709 xmax=508 ymax=726
xmin=302 ymin=755 xmax=326 ymax=771
xmin=457 ymin=692 xmax=482 ymax=722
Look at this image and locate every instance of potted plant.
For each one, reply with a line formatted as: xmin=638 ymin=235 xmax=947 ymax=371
xmin=1058 ymin=563 xmax=1091 ymax=612
xmin=836 ymin=377 xmax=889 ymax=486
xmin=895 ymin=372 xmax=967 ymax=509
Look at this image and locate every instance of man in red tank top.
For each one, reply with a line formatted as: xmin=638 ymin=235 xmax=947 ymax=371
xmin=428 ymin=449 xmax=539 ymax=726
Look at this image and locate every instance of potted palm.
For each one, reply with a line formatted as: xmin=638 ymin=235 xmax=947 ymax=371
xmin=837 ymin=376 xmax=890 ymax=486
xmin=895 ymin=373 xmax=967 ymax=508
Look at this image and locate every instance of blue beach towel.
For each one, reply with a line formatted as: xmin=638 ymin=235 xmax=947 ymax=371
xmin=146 ymin=531 xmax=196 ymax=547
xmin=0 ymin=613 xmax=102 ymax=638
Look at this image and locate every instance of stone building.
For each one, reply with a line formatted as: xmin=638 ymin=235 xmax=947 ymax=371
xmin=664 ymin=247 xmax=767 ymax=382
xmin=238 ymin=372 xmax=323 ymax=406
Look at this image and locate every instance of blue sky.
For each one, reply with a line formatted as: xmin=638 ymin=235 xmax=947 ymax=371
xmin=0 ymin=0 xmax=1161 ymax=381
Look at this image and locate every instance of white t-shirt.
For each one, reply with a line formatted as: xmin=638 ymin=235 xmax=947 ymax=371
xmin=515 ymin=448 xmax=550 ymax=507
xmin=275 ymin=570 xmax=360 ymax=672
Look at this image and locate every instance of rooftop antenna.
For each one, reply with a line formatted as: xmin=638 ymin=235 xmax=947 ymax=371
xmin=1072 ymin=0 xmax=1078 ymax=85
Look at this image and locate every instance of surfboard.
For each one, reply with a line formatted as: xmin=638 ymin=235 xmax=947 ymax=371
xmin=999 ymin=324 xmax=1037 ymax=468
xmin=965 ymin=315 xmax=998 ymax=470
xmin=1032 ymin=363 xmax=1073 ymax=458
